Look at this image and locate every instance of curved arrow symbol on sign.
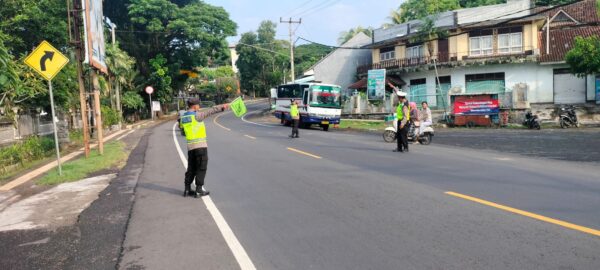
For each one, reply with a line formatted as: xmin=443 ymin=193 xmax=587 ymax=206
xmin=40 ymin=51 xmax=55 ymax=71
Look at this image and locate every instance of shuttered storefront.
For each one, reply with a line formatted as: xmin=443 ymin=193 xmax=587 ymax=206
xmin=465 ymin=73 xmax=505 ymax=94
xmin=553 ymin=69 xmax=586 ymax=104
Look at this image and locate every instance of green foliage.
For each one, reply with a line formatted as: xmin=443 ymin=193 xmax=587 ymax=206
xmin=410 ymin=17 xmax=448 ymax=56
xmin=295 ymin=43 xmax=333 ymax=77
xmin=565 ymin=36 xmax=600 ymax=77
xmin=147 ymin=54 xmax=172 ymax=104
xmin=0 ymin=0 xmax=69 ymax=56
xmin=398 ymin=0 xmax=460 ymax=23
xmin=338 ymin=26 xmax=373 ymax=45
xmin=101 ymin=105 xmax=121 ymax=127
xmin=534 ymin=0 xmax=574 ymax=6
xmin=0 ymin=136 xmax=55 ymax=169
xmin=122 ymin=0 xmax=236 ymax=89
xmin=121 ymin=91 xmax=146 ymax=110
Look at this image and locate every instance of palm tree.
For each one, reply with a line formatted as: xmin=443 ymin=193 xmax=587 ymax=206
xmin=105 ymin=43 xmax=137 ymax=116
xmin=382 ymin=7 xmax=402 ymax=29
xmin=337 ymin=26 xmax=373 ymax=45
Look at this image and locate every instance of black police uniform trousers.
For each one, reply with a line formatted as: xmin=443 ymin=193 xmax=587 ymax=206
xmin=396 ymin=120 xmax=409 ymax=151
xmin=291 ymin=119 xmax=300 ymax=137
xmin=185 ymin=148 xmax=208 ymax=187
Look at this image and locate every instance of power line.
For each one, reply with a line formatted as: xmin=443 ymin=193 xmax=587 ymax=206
xmin=296 ymin=0 xmax=343 ymax=18
xmin=292 ymin=0 xmax=339 ymax=18
xmin=285 ymin=0 xmax=316 ymax=16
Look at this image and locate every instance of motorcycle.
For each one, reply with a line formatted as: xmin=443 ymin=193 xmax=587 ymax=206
xmin=522 ymin=111 xmax=541 ymax=130
xmin=383 ymin=117 xmax=434 ymax=145
xmin=559 ymin=105 xmax=579 ymax=129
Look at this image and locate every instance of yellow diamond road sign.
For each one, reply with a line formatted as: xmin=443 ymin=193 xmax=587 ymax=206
xmin=24 ymin=40 xmax=70 ymax=81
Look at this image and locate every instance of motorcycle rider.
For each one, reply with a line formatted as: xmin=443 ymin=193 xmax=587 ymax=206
xmin=419 ymin=101 xmax=432 ymax=137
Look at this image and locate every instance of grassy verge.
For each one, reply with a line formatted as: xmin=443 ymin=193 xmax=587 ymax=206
xmin=338 ymin=120 xmax=387 ymax=131
xmin=37 ymin=141 xmax=128 ymax=185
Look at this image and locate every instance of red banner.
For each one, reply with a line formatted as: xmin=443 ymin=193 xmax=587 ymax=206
xmin=454 ymin=98 xmax=499 ymax=115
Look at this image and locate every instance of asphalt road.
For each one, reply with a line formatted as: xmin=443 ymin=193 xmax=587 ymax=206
xmin=121 ymin=100 xmax=600 ymax=270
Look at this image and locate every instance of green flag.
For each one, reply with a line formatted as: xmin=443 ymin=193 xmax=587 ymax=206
xmin=230 ymin=97 xmax=247 ymax=117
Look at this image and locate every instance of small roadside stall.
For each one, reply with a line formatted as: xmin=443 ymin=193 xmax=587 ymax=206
xmin=448 ymin=93 xmax=500 ymax=127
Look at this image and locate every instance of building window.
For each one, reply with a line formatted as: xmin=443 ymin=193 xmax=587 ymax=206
xmin=380 ymin=47 xmax=395 ymax=61
xmin=407 ymin=45 xmax=424 ymax=58
xmin=469 ymin=36 xmax=493 ymax=56
xmin=498 ymin=26 xmax=523 ymax=54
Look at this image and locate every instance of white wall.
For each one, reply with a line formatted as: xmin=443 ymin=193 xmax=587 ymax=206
xmin=313 ymin=33 xmax=372 ymax=91
xmin=397 ymin=62 xmax=558 ymax=106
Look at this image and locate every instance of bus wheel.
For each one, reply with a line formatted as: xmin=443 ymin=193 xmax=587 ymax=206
xmin=322 ymin=124 xmax=329 ymax=131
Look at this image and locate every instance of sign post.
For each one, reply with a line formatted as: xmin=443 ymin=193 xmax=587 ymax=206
xmin=145 ymin=86 xmax=154 ymax=121
xmin=24 ymin=40 xmax=70 ymax=175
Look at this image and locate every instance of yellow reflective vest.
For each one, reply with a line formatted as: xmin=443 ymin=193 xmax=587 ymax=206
xmin=290 ymin=104 xmax=300 ymax=119
xmin=181 ymin=112 xmax=207 ymax=145
xmin=396 ymin=102 xmax=409 ymax=121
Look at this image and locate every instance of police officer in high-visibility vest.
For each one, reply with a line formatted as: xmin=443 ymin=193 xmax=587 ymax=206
xmin=289 ymin=99 xmax=300 ymax=138
xmin=180 ymin=98 xmax=210 ymax=197
xmin=393 ymin=89 xmax=410 ymax=153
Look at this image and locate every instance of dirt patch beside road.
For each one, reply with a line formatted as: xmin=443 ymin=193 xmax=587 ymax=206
xmin=433 ymin=128 xmax=600 ymax=162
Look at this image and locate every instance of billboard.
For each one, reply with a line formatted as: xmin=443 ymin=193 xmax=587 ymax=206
xmin=454 ymin=98 xmax=499 ymax=115
xmin=367 ymin=69 xmax=385 ymax=100
xmin=82 ymin=0 xmax=107 ymax=73
xmin=596 ymin=76 xmax=600 ymax=105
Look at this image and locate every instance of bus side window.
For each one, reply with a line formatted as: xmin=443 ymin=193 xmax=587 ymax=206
xmin=303 ymin=89 xmax=309 ymax=106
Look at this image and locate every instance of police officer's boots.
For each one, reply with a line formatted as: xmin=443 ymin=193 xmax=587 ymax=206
xmin=195 ymin=186 xmax=210 ymax=198
xmin=184 ymin=185 xmax=193 ymax=197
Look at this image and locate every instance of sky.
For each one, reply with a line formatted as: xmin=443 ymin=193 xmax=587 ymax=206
xmin=204 ymin=0 xmax=402 ymax=46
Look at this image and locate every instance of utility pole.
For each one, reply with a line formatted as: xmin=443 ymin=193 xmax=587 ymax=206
xmin=280 ymin=17 xmax=301 ymax=82
xmin=70 ymin=0 xmax=91 ymax=158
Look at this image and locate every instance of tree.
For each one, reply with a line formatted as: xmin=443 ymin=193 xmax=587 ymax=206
xmin=410 ymin=17 xmax=448 ymax=57
xmin=398 ymin=0 xmax=460 ymax=23
xmin=107 ymin=0 xmax=236 ymax=92
xmin=338 ymin=26 xmax=373 ymax=45
xmin=565 ymin=36 xmax=600 ymax=77
xmin=382 ymin=9 xmax=403 ymax=28
xmin=146 ymin=54 xmax=172 ymax=105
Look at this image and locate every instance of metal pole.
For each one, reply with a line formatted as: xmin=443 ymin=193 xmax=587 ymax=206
xmin=48 ymin=80 xmax=63 ymax=175
xmin=149 ymin=93 xmax=153 ymax=121
xmin=546 ymin=16 xmax=550 ymax=55
xmin=289 ymin=20 xmax=295 ymax=82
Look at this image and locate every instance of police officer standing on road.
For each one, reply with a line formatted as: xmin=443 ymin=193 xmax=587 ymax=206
xmin=180 ymin=98 xmax=210 ymax=198
xmin=289 ymin=99 xmax=300 ymax=138
xmin=393 ymin=89 xmax=410 ymax=153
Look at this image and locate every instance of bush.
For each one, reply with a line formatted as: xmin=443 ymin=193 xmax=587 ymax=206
xmin=101 ymin=105 xmax=121 ymax=127
xmin=0 ymin=136 xmax=55 ymax=169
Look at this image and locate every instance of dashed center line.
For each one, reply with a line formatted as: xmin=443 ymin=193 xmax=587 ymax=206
xmin=287 ymin=147 xmax=322 ymax=159
xmin=244 ymin=135 xmax=256 ymax=140
xmin=445 ymin=191 xmax=600 ymax=237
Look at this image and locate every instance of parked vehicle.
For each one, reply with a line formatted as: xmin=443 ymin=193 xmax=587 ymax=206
xmin=177 ymin=110 xmax=186 ymax=136
xmin=383 ymin=117 xmax=434 ymax=145
xmin=522 ymin=111 xmax=541 ymax=130
xmin=559 ymin=105 xmax=579 ymax=129
xmin=272 ymin=83 xmax=342 ymax=131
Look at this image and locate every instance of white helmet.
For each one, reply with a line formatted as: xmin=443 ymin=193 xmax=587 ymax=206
xmin=396 ymin=91 xmax=407 ymax=97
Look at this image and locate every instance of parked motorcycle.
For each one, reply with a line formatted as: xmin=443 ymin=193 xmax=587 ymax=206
xmin=522 ymin=111 xmax=541 ymax=130
xmin=559 ymin=105 xmax=579 ymax=129
xmin=383 ymin=118 xmax=434 ymax=145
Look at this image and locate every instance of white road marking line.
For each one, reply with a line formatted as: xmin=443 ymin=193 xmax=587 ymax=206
xmin=241 ymin=111 xmax=277 ymax=128
xmin=172 ymin=123 xmax=256 ymax=270
xmin=116 ymin=129 xmax=136 ymax=140
xmin=244 ymin=135 xmax=257 ymax=140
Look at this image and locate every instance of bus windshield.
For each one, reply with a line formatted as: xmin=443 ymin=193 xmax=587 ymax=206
xmin=310 ymin=85 xmax=341 ymax=108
